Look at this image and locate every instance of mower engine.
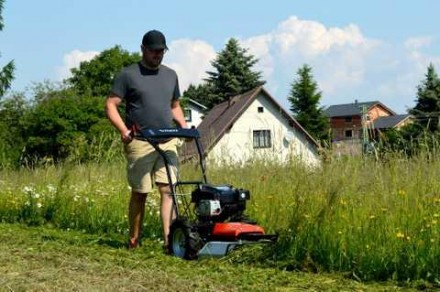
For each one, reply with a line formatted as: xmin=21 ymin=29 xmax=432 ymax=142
xmin=191 ymin=184 xmax=250 ymax=222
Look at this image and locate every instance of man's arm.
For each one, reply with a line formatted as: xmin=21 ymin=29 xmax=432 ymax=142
xmin=106 ymin=95 xmax=132 ymax=143
xmin=171 ymin=99 xmax=188 ymax=128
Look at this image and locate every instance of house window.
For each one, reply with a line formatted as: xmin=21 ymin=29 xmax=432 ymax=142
xmin=345 ymin=130 xmax=353 ymax=138
xmin=184 ymin=109 xmax=192 ymax=122
xmin=253 ymin=130 xmax=271 ymax=148
xmin=345 ymin=116 xmax=352 ymax=122
xmin=257 ymin=106 xmax=264 ymax=113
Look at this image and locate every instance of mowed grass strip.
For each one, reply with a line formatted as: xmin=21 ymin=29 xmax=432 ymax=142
xmin=0 ymin=223 xmax=416 ymax=291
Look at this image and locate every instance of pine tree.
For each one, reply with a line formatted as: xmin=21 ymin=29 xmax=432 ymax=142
xmin=410 ymin=63 xmax=440 ymax=132
xmin=288 ymin=64 xmax=330 ymax=143
xmin=205 ymin=38 xmax=265 ymax=108
xmin=0 ymin=0 xmax=15 ymax=98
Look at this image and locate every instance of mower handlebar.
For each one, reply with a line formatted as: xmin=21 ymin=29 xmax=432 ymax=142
xmin=135 ymin=128 xmax=200 ymax=140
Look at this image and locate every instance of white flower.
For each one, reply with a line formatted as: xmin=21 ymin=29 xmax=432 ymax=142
xmin=36 ymin=203 xmax=42 ymax=208
xmin=47 ymin=184 xmax=56 ymax=193
xmin=23 ymin=186 xmax=35 ymax=193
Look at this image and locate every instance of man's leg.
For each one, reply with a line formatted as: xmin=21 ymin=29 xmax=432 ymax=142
xmin=157 ymin=183 xmax=175 ymax=247
xmin=128 ymin=191 xmax=148 ymax=248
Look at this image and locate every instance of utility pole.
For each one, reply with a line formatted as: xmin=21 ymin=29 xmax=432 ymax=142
xmin=361 ymin=105 xmax=369 ymax=155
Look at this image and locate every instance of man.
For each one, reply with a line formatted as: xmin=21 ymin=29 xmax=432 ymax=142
xmin=106 ymin=30 xmax=187 ymax=249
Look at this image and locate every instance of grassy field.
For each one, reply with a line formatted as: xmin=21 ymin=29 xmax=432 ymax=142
xmin=0 ymin=223 xmax=419 ymax=291
xmin=1 ymin=151 xmax=440 ymax=289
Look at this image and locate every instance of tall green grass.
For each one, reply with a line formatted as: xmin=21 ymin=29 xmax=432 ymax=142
xmin=1 ymin=150 xmax=439 ymax=282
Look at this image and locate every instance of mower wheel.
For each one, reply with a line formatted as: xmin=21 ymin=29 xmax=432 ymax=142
xmin=168 ymin=219 xmax=203 ymax=260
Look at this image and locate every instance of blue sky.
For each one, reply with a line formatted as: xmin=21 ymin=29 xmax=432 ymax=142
xmin=2 ymin=0 xmax=440 ymax=113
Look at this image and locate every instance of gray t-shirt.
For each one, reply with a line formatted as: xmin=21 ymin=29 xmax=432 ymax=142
xmin=111 ymin=62 xmax=180 ymax=129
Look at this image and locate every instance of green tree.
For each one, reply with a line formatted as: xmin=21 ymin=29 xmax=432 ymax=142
xmin=182 ymin=83 xmax=212 ymax=108
xmin=0 ymin=92 xmax=28 ymax=167
xmin=21 ymin=82 xmax=114 ymax=163
xmin=205 ymin=38 xmax=265 ymax=108
xmin=288 ymin=64 xmax=330 ymax=143
xmin=410 ymin=63 xmax=440 ymax=132
xmin=380 ymin=64 xmax=440 ymax=156
xmin=68 ymin=45 xmax=140 ymax=97
xmin=0 ymin=0 xmax=15 ymax=98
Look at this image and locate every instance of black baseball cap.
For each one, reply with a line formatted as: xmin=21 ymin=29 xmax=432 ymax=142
xmin=142 ymin=30 xmax=168 ymax=50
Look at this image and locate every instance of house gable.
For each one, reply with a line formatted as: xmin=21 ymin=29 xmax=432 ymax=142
xmin=185 ymin=98 xmax=207 ymax=128
xmin=209 ymin=91 xmax=320 ymax=165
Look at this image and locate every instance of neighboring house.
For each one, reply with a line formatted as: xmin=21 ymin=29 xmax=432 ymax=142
xmin=181 ymin=86 xmax=321 ymax=166
xmin=373 ymin=114 xmax=414 ymax=132
xmin=324 ymin=100 xmax=412 ymax=155
xmin=183 ymin=98 xmax=207 ymax=128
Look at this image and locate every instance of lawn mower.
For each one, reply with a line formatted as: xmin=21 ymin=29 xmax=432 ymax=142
xmin=135 ymin=128 xmax=277 ymax=260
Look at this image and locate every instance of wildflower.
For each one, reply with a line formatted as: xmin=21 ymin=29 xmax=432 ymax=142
xmin=434 ymin=213 xmax=439 ymax=218
xmin=47 ymin=184 xmax=56 ymax=193
xmin=432 ymin=220 xmax=438 ymax=225
xmin=33 ymin=193 xmax=40 ymax=199
xmin=398 ymin=190 xmax=406 ymax=196
xmin=369 ymin=215 xmax=376 ymax=219
xmin=396 ymin=232 xmax=405 ymax=238
xmin=36 ymin=202 xmax=42 ymax=208
xmin=338 ymin=231 xmax=343 ymax=235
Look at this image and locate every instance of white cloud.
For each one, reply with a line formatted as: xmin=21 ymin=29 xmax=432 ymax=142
xmin=273 ymin=16 xmax=370 ymax=57
xmin=405 ymin=36 xmax=432 ymax=50
xmin=56 ymin=50 xmax=100 ymax=80
xmin=236 ymin=16 xmax=379 ymax=105
xmin=165 ymin=39 xmax=216 ymax=92
xmin=241 ymin=34 xmax=275 ymax=80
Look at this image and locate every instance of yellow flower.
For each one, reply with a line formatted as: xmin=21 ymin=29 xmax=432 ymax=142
xmin=398 ymin=189 xmax=406 ymax=196
xmin=396 ymin=232 xmax=405 ymax=238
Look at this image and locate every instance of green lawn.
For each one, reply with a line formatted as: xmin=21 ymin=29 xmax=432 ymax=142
xmin=0 ymin=223 xmax=422 ymax=291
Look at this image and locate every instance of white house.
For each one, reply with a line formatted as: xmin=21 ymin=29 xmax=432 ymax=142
xmin=181 ymin=86 xmax=321 ymax=166
xmin=183 ymin=98 xmax=207 ymax=128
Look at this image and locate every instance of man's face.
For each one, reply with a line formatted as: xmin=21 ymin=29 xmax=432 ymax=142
xmin=142 ymin=46 xmax=166 ymax=68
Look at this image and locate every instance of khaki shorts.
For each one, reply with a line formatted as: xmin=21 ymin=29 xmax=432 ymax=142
xmin=124 ymin=138 xmax=179 ymax=193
